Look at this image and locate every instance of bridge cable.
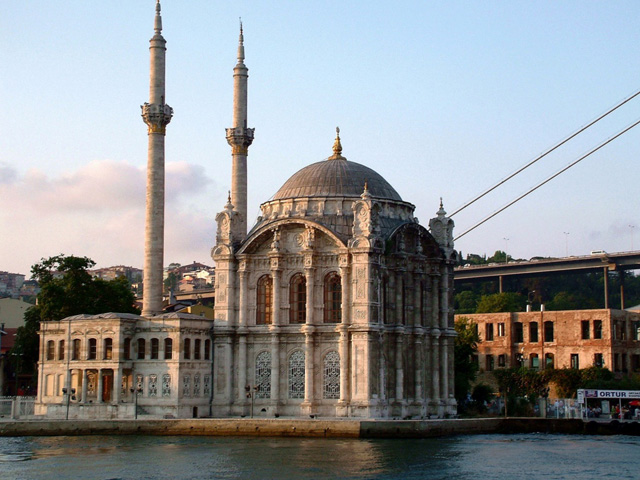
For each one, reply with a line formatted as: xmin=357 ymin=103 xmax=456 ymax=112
xmin=454 ymin=118 xmax=640 ymax=240
xmin=449 ymin=89 xmax=640 ymax=218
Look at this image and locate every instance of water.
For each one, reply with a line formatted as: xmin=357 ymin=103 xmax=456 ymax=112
xmin=0 ymin=433 xmax=638 ymax=480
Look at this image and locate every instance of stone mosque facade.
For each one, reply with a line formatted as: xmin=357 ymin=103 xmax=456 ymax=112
xmin=35 ymin=2 xmax=457 ymax=419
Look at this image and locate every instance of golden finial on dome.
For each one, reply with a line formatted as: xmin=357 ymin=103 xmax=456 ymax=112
xmin=329 ymin=126 xmax=345 ymax=160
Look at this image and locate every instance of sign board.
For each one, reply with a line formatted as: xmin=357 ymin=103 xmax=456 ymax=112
xmin=577 ymin=389 xmax=640 ymax=402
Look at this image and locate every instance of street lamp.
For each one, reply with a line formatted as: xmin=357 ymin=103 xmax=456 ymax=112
xmin=503 ymin=238 xmax=509 ymax=264
xmin=563 ymin=232 xmax=570 ymax=257
xmin=130 ymin=386 xmax=143 ymax=420
xmin=245 ymin=384 xmax=258 ymax=418
xmin=62 ymin=387 xmax=76 ymax=420
xmin=630 ymin=225 xmax=635 ymax=250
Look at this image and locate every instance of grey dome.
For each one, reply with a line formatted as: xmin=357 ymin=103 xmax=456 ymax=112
xmin=273 ymin=157 xmax=402 ymax=201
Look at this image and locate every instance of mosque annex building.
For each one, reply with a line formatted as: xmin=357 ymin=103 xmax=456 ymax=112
xmin=36 ymin=2 xmax=457 ymax=420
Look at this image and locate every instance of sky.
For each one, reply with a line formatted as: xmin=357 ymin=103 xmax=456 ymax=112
xmin=2 ymin=1 xmax=640 ymax=277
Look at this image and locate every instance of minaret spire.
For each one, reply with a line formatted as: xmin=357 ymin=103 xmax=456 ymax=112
xmin=141 ymin=0 xmax=173 ymax=317
xmin=226 ymin=22 xmax=255 ymax=236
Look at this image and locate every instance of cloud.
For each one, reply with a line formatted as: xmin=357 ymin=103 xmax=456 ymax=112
xmin=0 ymin=160 xmax=218 ymax=274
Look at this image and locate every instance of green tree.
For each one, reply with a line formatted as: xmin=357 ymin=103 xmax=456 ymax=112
xmin=11 ymin=255 xmax=140 ymax=382
xmin=454 ymin=316 xmax=480 ymax=405
xmin=454 ymin=290 xmax=479 ymax=314
xmin=476 ymin=292 xmax=526 ymax=313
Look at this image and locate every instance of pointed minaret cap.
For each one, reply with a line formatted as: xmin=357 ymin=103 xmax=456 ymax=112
xmin=154 ymin=0 xmax=163 ymax=34
xmin=328 ymin=127 xmax=346 ymax=160
xmin=236 ymin=18 xmax=246 ymax=65
xmin=361 ymin=180 xmax=371 ymax=199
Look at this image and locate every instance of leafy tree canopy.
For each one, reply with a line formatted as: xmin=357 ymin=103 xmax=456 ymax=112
xmin=476 ymin=292 xmax=526 ymax=313
xmin=454 ymin=316 xmax=480 ymax=404
xmin=11 ymin=255 xmax=140 ymax=378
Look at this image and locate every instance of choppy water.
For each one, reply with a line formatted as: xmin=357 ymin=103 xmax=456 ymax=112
xmin=0 ymin=433 xmax=638 ymax=480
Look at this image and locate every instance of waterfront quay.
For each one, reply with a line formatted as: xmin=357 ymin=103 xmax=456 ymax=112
xmin=1 ymin=417 xmax=638 ymax=438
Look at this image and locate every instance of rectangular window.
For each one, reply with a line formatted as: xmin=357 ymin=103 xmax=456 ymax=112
xmin=485 ymin=324 xmax=494 ymax=341
xmin=570 ymin=354 xmax=579 ymax=369
xmin=594 ymin=353 xmax=604 ymax=368
xmin=46 ymin=341 xmax=55 ymax=361
xmin=581 ymin=321 xmax=590 ymax=340
xmin=497 ymin=323 xmax=505 ymax=337
xmin=632 ymin=354 xmax=640 ymax=372
xmin=204 ymin=339 xmax=211 ymax=360
xmin=530 ymin=354 xmax=539 ymax=369
xmin=164 ymin=338 xmax=173 ymax=360
xmin=88 ymin=339 xmax=97 ymax=360
xmin=194 ymin=339 xmax=201 ymax=360
xmin=621 ymin=321 xmax=627 ymax=340
xmin=124 ymin=338 xmax=131 ymax=360
xmin=184 ymin=339 xmax=191 ymax=360
xmin=594 ymin=320 xmax=603 ymax=339
xmin=151 ymin=339 xmax=159 ymax=359
xmin=498 ymin=354 xmax=506 ymax=368
xmin=58 ymin=340 xmax=65 ymax=361
xmin=486 ymin=355 xmax=494 ymax=371
xmin=622 ymin=353 xmax=628 ymax=372
xmin=529 ymin=322 xmax=539 ymax=343
xmin=513 ymin=322 xmax=523 ymax=343
xmin=72 ymin=339 xmax=81 ymax=360
xmin=633 ymin=321 xmax=640 ymax=341
xmin=544 ymin=321 xmax=554 ymax=342
xmin=137 ymin=338 xmax=145 ymax=360
xmin=614 ymin=353 xmax=620 ymax=372
xmin=104 ymin=338 xmax=113 ymax=360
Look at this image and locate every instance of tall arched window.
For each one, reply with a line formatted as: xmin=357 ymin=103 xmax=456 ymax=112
xmin=123 ymin=338 xmax=131 ymax=360
xmin=46 ymin=340 xmax=55 ymax=361
xmin=103 ymin=338 xmax=113 ymax=360
xmin=288 ymin=350 xmax=305 ymax=399
xmin=150 ymin=338 xmax=159 ymax=359
xmin=137 ymin=338 xmax=145 ymax=360
xmin=324 ymin=272 xmax=341 ymax=323
xmin=255 ymin=351 xmax=272 ymax=399
xmin=72 ymin=339 xmax=81 ymax=360
xmin=323 ymin=351 xmax=340 ymax=399
xmin=256 ymin=275 xmax=273 ymax=325
xmin=184 ymin=338 xmax=191 ymax=360
xmin=164 ymin=338 xmax=173 ymax=360
xmin=204 ymin=339 xmax=211 ymax=360
xmin=289 ymin=274 xmax=306 ymax=324
xmin=88 ymin=338 xmax=97 ymax=360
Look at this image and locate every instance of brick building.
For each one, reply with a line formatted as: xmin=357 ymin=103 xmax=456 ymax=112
xmin=457 ymin=309 xmax=640 ymax=375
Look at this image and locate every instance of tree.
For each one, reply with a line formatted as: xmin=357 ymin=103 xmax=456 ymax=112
xmin=476 ymin=292 xmax=526 ymax=313
xmin=11 ymin=255 xmax=140 ymax=382
xmin=454 ymin=290 xmax=479 ymax=314
xmin=454 ymin=316 xmax=480 ymax=405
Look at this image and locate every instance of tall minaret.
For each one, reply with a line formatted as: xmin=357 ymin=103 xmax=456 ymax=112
xmin=141 ymin=0 xmax=173 ymax=317
xmin=225 ymin=22 xmax=254 ymax=235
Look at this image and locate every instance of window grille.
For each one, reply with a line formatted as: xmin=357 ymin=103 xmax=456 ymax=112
xmin=149 ymin=374 xmax=158 ymax=397
xmin=194 ymin=374 xmax=201 ymax=397
xmin=323 ymin=351 xmax=340 ymax=399
xmin=162 ymin=374 xmax=171 ymax=397
xmin=255 ymin=351 xmax=272 ymax=399
xmin=288 ymin=350 xmax=305 ymax=398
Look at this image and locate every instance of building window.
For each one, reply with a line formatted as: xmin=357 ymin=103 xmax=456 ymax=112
xmin=497 ymin=323 xmax=505 ymax=337
xmin=58 ymin=340 xmax=65 ymax=361
xmin=137 ymin=338 xmax=145 ymax=360
xmin=88 ymin=338 xmax=97 ymax=360
xmin=513 ymin=322 xmax=523 ymax=343
xmin=530 ymin=353 xmax=539 ymax=369
xmin=498 ymin=354 xmax=506 ymax=368
xmin=150 ymin=338 xmax=159 ymax=359
xmin=633 ymin=321 xmax=640 ymax=341
xmin=323 ymin=351 xmax=340 ymax=399
xmin=46 ymin=340 xmax=55 ymax=361
xmin=256 ymin=275 xmax=273 ymax=325
xmin=72 ymin=339 xmax=81 ymax=360
xmin=581 ymin=321 xmax=590 ymax=340
xmin=194 ymin=339 xmax=201 ymax=360
xmin=529 ymin=322 xmax=539 ymax=343
xmin=632 ymin=354 xmax=640 ymax=372
xmin=594 ymin=353 xmax=604 ymax=368
xmin=486 ymin=355 xmax=494 ymax=371
xmin=124 ymin=338 xmax=131 ymax=360
xmin=570 ymin=354 xmax=579 ymax=369
xmin=485 ymin=324 xmax=494 ymax=341
xmin=289 ymin=274 xmax=306 ymax=324
xmin=544 ymin=321 xmax=554 ymax=342
xmin=614 ymin=353 xmax=620 ymax=372
xmin=621 ymin=321 xmax=627 ymax=340
xmin=594 ymin=320 xmax=603 ymax=339
xmin=545 ymin=353 xmax=554 ymax=368
xmin=103 ymin=338 xmax=113 ymax=360
xmin=324 ymin=273 xmax=342 ymax=324
xmin=255 ymin=351 xmax=272 ymax=399
xmin=184 ymin=338 xmax=191 ymax=360
xmin=164 ymin=338 xmax=173 ymax=360
xmin=288 ymin=350 xmax=305 ymax=399
xmin=204 ymin=339 xmax=211 ymax=360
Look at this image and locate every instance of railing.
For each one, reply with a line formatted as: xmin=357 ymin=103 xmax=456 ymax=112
xmin=0 ymin=396 xmax=36 ymax=419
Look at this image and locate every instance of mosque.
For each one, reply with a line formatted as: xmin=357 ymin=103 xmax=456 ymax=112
xmin=35 ymin=2 xmax=457 ymax=419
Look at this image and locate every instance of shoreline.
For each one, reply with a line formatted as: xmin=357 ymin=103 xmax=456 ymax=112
xmin=1 ymin=417 xmax=639 ymax=438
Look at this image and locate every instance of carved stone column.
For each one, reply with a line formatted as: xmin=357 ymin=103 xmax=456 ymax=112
xmin=81 ymin=370 xmax=88 ymax=403
xmin=430 ymin=329 xmax=441 ymax=413
xmin=97 ymin=369 xmax=104 ymax=404
xmin=237 ymin=269 xmax=248 ymax=405
xmin=113 ymin=368 xmax=122 ymax=404
xmin=395 ymin=332 xmax=404 ymax=403
xmin=302 ymin=327 xmax=315 ymax=412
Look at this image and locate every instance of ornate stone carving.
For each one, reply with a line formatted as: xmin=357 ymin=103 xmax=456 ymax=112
xmin=141 ymin=102 xmax=173 ymax=134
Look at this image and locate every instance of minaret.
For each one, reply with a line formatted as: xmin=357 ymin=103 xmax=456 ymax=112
xmin=141 ymin=0 xmax=173 ymax=317
xmin=225 ymin=22 xmax=254 ymax=236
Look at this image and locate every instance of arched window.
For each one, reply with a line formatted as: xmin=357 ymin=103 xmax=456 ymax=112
xmin=255 ymin=351 xmax=272 ymax=399
xmin=288 ymin=350 xmax=305 ymax=399
xmin=150 ymin=338 xmax=159 ymax=359
xmin=194 ymin=339 xmax=201 ymax=360
xmin=46 ymin=340 xmax=55 ymax=361
xmin=137 ymin=338 xmax=145 ymax=360
xmin=544 ymin=321 xmax=554 ymax=342
xmin=88 ymin=338 xmax=97 ymax=360
xmin=123 ymin=338 xmax=131 ymax=360
xmin=323 ymin=351 xmax=340 ymax=399
xmin=530 ymin=353 xmax=540 ymax=369
xmin=289 ymin=274 xmax=306 ymax=324
xmin=72 ymin=339 xmax=81 ymax=360
xmin=545 ymin=353 xmax=554 ymax=368
xmin=204 ymin=339 xmax=211 ymax=360
xmin=103 ymin=338 xmax=113 ymax=360
xmin=324 ymin=272 xmax=341 ymax=323
xmin=164 ymin=338 xmax=173 ymax=360
xmin=58 ymin=340 xmax=65 ymax=361
xmin=256 ymin=275 xmax=273 ymax=325
xmin=184 ymin=338 xmax=191 ymax=360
